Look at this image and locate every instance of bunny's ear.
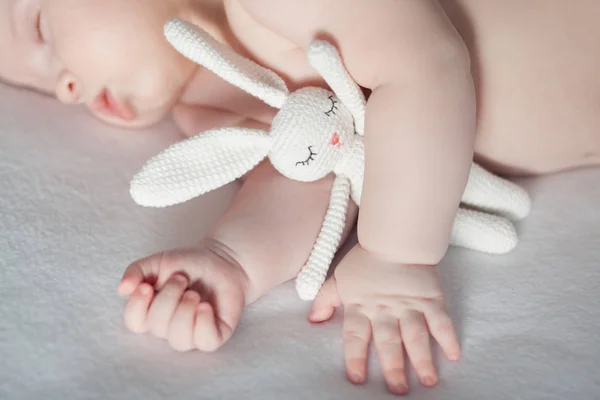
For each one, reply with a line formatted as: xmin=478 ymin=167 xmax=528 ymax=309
xmin=130 ymin=128 xmax=272 ymax=207
xmin=307 ymin=41 xmax=366 ymax=135
xmin=164 ymin=18 xmax=289 ymax=109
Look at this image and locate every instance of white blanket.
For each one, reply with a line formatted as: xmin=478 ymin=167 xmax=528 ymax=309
xmin=1 ymin=85 xmax=599 ymax=400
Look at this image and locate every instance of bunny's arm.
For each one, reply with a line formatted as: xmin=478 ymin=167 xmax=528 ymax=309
xmin=296 ymin=175 xmax=351 ymax=300
xmin=236 ymin=0 xmax=476 ymax=265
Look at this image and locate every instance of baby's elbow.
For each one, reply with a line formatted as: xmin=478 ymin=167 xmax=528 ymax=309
xmin=400 ymin=38 xmax=470 ymax=87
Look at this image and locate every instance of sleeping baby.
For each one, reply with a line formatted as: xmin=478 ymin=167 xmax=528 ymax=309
xmin=1 ymin=0 xmax=599 ymax=396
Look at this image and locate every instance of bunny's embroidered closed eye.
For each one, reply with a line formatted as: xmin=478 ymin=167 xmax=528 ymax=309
xmin=296 ymin=146 xmax=317 ymax=166
xmin=324 ymin=96 xmax=338 ymax=117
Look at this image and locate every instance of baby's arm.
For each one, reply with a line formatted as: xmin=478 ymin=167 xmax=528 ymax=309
xmin=119 ymin=103 xmax=357 ymax=351
xmin=238 ymin=0 xmax=475 ymax=263
xmin=174 ymin=104 xmax=358 ymax=300
xmin=359 ymin=41 xmax=475 ymax=264
xmin=238 ymin=0 xmax=475 ymax=393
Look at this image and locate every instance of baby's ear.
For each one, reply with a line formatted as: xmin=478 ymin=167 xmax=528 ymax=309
xmin=130 ymin=128 xmax=272 ymax=207
xmin=164 ymin=18 xmax=289 ymax=109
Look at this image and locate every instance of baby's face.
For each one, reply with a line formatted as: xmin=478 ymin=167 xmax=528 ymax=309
xmin=0 ymin=0 xmax=196 ymax=128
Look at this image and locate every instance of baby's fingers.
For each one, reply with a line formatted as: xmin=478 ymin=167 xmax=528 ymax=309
xmin=168 ymin=290 xmax=202 ymax=352
xmin=187 ymin=279 xmax=246 ymax=352
xmin=425 ymin=307 xmax=461 ymax=361
xmin=343 ymin=305 xmax=372 ymax=385
xmin=372 ymin=317 xmax=408 ymax=395
xmin=119 ymin=263 xmax=145 ymax=296
xmin=123 ymin=283 xmax=154 ymax=333
xmin=119 ymin=256 xmax=159 ymax=296
xmin=400 ymin=311 xmax=437 ymax=387
xmin=146 ymin=274 xmax=189 ymax=339
xmin=193 ymin=302 xmax=229 ymax=352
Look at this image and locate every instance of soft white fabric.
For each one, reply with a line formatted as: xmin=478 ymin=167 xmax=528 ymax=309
xmin=130 ymin=128 xmax=272 ymax=207
xmin=0 ymin=87 xmax=600 ymax=400
xmin=1 ymin=86 xmax=599 ymax=399
xmin=133 ymin=19 xmax=531 ymax=300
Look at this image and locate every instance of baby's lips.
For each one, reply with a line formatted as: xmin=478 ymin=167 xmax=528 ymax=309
xmin=91 ymin=89 xmax=136 ymax=121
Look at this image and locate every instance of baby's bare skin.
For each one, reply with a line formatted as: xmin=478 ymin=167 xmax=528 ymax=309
xmin=125 ymin=1 xmax=600 ymax=392
xmin=3 ymin=0 xmax=600 ymax=396
xmin=183 ymin=0 xmax=600 ymax=175
xmin=442 ymin=0 xmax=600 ymax=175
xmin=141 ymin=0 xmax=600 ymax=389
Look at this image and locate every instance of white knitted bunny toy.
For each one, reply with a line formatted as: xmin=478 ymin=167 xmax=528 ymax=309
xmin=130 ymin=18 xmax=531 ymax=300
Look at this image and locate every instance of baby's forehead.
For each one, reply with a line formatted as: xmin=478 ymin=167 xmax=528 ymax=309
xmin=0 ymin=2 xmax=19 ymax=85
xmin=0 ymin=2 xmax=50 ymax=94
xmin=0 ymin=38 xmax=24 ymax=90
xmin=0 ymin=0 xmax=14 ymax=41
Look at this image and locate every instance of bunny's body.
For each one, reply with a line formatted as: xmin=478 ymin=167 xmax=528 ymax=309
xmin=131 ymin=18 xmax=531 ymax=300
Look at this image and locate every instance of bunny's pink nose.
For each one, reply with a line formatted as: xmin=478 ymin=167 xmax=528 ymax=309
xmin=330 ymin=132 xmax=343 ymax=149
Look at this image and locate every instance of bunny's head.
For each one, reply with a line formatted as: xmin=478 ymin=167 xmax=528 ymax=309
xmin=268 ymin=87 xmax=356 ymax=182
xmin=129 ymin=19 xmax=367 ymax=207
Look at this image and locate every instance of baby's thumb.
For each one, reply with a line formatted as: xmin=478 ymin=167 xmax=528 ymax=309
xmin=118 ymin=255 xmax=159 ymax=296
xmin=308 ymin=278 xmax=341 ymax=323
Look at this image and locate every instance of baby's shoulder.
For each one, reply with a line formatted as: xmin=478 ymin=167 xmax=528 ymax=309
xmin=225 ymin=0 xmax=348 ymax=48
xmin=225 ymin=0 xmax=299 ymax=54
xmin=224 ymin=0 xmax=325 ymax=86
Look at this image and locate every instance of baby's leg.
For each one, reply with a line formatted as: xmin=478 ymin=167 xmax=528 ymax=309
xmin=120 ymin=105 xmax=357 ymax=351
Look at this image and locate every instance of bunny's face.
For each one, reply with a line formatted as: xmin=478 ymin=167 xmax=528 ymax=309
xmin=268 ymin=87 xmax=356 ymax=182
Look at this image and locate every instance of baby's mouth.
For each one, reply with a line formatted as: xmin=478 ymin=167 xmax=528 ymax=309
xmin=90 ymin=89 xmax=136 ymax=121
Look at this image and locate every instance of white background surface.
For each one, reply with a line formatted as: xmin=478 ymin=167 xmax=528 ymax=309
xmin=1 ymin=85 xmax=599 ymax=399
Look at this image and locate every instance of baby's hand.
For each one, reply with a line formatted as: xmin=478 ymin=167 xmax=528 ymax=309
xmin=309 ymin=244 xmax=460 ymax=396
xmin=118 ymin=241 xmax=249 ymax=352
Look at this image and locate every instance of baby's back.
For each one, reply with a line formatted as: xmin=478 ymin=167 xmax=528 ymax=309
xmin=442 ymin=0 xmax=600 ymax=175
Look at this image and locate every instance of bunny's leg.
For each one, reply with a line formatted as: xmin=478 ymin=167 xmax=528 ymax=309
xmin=450 ymin=207 xmax=519 ymax=254
xmin=462 ymin=163 xmax=532 ymax=221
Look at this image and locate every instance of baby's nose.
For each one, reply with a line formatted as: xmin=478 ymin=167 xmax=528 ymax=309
xmin=55 ymin=71 xmax=82 ymax=104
